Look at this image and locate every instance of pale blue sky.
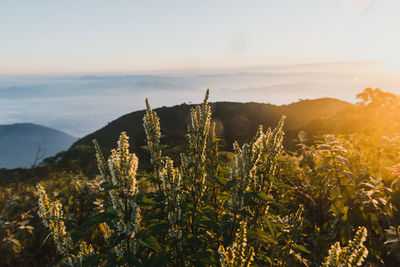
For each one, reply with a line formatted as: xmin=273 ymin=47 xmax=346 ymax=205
xmin=1 ymin=0 xmax=400 ymax=74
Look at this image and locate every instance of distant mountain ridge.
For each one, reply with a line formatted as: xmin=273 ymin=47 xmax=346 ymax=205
xmin=0 ymin=123 xmax=77 ymax=169
xmin=73 ymin=98 xmax=352 ymax=154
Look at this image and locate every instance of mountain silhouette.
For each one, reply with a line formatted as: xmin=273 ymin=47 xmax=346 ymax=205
xmin=0 ymin=123 xmax=77 ymax=169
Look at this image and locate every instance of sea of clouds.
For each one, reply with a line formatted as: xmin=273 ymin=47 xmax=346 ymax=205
xmin=2 ymin=63 xmax=400 ymax=137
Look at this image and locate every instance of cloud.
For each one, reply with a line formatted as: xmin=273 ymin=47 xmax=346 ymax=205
xmin=1 ymin=63 xmax=399 ymax=136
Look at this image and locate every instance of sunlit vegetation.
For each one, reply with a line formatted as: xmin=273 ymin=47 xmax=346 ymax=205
xmin=2 ymin=88 xmax=400 ymax=266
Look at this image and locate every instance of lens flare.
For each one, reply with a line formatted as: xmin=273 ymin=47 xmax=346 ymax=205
xmin=342 ymin=0 xmax=373 ymax=15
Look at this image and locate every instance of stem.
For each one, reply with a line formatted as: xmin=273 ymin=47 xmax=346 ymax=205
xmin=124 ymin=193 xmax=132 ymax=266
xmin=330 ymin=149 xmax=342 ymax=188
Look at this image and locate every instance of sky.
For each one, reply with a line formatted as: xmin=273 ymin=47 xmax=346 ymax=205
xmin=2 ymin=0 xmax=400 ymax=137
xmin=1 ymin=0 xmax=400 ymax=74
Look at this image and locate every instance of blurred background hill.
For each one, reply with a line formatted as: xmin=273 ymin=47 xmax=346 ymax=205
xmin=0 ymin=123 xmax=76 ymax=169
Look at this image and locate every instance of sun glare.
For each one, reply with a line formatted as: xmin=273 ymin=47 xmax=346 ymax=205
xmin=342 ymin=0 xmax=373 ymax=15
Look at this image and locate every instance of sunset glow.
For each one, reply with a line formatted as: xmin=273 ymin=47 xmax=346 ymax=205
xmin=0 ymin=0 xmax=399 ymax=75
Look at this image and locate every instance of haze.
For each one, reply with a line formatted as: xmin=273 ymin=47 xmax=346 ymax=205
xmin=1 ymin=0 xmax=400 ymax=136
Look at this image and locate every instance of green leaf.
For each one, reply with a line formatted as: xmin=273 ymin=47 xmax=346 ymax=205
xmin=81 ymin=212 xmax=117 ymax=231
xmin=245 ymin=191 xmax=273 ymax=202
xmin=138 ymin=234 xmax=162 ymax=252
xmin=215 ymin=176 xmax=228 ymax=186
xmin=110 ymin=232 xmax=126 ymax=247
xmin=198 ymin=220 xmax=220 ymax=232
xmin=247 ymin=229 xmax=276 ymax=244
xmin=319 ymin=144 xmax=331 ymax=150
xmin=136 ymin=194 xmax=158 ymax=205
xmin=171 ymin=145 xmax=187 ymax=152
xmin=340 ymin=170 xmax=353 ymax=179
xmin=149 ymin=222 xmax=169 ymax=235
xmin=257 ymin=253 xmax=273 ymax=265
xmin=157 ymin=144 xmax=169 ymax=150
xmin=223 ymin=179 xmax=239 ymax=191
xmin=335 ymin=155 xmax=349 ymax=166
xmin=194 ymin=249 xmax=216 ymax=265
xmin=294 ymin=244 xmax=310 ymax=254
xmin=69 ymin=230 xmax=85 ymax=243
xmin=185 ymin=236 xmax=204 ymax=248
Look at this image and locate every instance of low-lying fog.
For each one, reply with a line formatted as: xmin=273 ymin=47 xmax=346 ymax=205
xmin=2 ymin=63 xmax=400 ymax=137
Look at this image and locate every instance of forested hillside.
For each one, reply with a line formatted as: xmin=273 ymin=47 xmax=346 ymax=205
xmin=42 ymin=98 xmax=350 ymax=176
xmin=74 ymin=97 xmax=351 ymax=151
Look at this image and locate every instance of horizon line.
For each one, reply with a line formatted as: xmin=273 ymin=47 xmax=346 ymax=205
xmin=0 ymin=60 xmax=391 ymax=77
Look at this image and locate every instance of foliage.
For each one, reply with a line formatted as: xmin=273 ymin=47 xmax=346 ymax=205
xmin=2 ymin=88 xmax=400 ymax=266
xmin=218 ymin=221 xmax=255 ymax=267
xmin=321 ymin=226 xmax=368 ymax=267
xmin=0 ymin=173 xmax=102 ymax=266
